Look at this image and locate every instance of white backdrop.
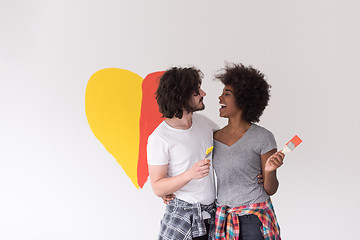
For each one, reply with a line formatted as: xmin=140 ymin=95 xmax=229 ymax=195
xmin=1 ymin=0 xmax=359 ymax=239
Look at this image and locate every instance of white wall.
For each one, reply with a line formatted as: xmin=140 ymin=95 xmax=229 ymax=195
xmin=1 ymin=0 xmax=359 ymax=239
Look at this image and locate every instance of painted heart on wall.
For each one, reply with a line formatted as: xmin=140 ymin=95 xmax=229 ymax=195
xmin=85 ymin=68 xmax=164 ymax=189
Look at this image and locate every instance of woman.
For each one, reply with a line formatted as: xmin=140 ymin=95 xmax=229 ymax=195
xmin=212 ymin=63 xmax=284 ymax=240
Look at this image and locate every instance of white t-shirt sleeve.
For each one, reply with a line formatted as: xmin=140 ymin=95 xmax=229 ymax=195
xmin=147 ymin=133 xmax=169 ymax=165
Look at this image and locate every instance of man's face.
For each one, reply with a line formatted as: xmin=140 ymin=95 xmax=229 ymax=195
xmin=189 ymin=86 xmax=206 ymax=112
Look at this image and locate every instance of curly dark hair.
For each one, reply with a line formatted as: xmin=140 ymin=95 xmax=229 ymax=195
xmin=215 ymin=63 xmax=271 ymax=123
xmin=155 ymin=67 xmax=203 ymax=119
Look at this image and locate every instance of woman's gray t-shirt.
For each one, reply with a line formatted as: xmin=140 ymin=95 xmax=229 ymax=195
xmin=213 ymin=124 xmax=277 ymax=207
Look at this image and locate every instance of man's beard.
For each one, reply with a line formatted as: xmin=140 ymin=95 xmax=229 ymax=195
xmin=189 ymin=98 xmax=205 ymax=112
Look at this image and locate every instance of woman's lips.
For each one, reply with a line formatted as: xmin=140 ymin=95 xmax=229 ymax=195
xmin=219 ymin=103 xmax=226 ymax=113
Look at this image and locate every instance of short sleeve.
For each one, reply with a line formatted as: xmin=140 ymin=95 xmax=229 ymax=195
xmin=147 ymin=133 xmax=169 ymax=165
xmin=260 ymin=130 xmax=277 ymax=155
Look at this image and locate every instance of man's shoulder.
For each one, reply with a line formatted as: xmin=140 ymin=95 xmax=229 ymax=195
xmin=193 ymin=113 xmax=210 ymax=120
xmin=148 ymin=121 xmax=167 ymax=139
xmin=193 ymin=113 xmax=219 ymax=130
xmin=193 ymin=113 xmax=215 ymax=125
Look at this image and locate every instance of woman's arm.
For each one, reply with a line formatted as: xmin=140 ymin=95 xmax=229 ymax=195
xmin=261 ymin=149 xmax=285 ymax=195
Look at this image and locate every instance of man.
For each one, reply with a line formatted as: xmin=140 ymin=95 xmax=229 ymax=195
xmin=147 ymin=66 xmax=218 ymax=240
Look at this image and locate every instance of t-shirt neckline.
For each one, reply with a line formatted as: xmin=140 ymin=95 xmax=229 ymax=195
xmin=214 ymin=124 xmax=255 ymax=148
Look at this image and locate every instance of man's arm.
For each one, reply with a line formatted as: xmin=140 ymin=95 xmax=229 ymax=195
xmin=149 ymin=159 xmax=211 ymax=197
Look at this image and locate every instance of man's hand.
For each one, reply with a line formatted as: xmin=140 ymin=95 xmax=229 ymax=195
xmin=188 ymin=159 xmax=211 ymax=180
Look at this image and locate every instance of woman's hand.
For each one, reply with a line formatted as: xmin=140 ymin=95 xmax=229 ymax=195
xmin=257 ymin=173 xmax=264 ymax=186
xmin=264 ymin=151 xmax=285 ymax=173
xmin=161 ymin=193 xmax=176 ymax=204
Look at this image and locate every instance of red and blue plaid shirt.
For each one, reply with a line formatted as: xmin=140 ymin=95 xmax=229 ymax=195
xmin=215 ymin=198 xmax=280 ymax=240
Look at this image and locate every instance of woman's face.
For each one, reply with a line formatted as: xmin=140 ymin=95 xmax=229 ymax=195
xmin=218 ymin=85 xmax=240 ymax=118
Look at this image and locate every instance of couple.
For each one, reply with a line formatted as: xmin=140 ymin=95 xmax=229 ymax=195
xmin=147 ymin=64 xmax=284 ymax=240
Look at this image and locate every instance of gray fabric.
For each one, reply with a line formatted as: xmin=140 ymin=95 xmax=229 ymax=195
xmin=213 ymin=124 xmax=277 ymax=208
xmin=159 ymin=198 xmax=215 ymax=240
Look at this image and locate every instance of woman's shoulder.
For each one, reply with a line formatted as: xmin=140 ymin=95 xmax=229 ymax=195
xmin=213 ymin=126 xmax=228 ymax=140
xmin=251 ymin=124 xmax=274 ymax=136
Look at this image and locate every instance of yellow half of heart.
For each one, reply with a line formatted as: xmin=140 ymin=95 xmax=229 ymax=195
xmin=85 ymin=68 xmax=143 ymax=189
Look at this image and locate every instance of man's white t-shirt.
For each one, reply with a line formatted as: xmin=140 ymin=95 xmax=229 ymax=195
xmin=147 ymin=113 xmax=219 ymax=205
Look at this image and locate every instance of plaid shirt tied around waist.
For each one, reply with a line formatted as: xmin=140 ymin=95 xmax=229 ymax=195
xmin=215 ymin=198 xmax=280 ymax=240
xmin=159 ymin=198 xmax=215 ymax=240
